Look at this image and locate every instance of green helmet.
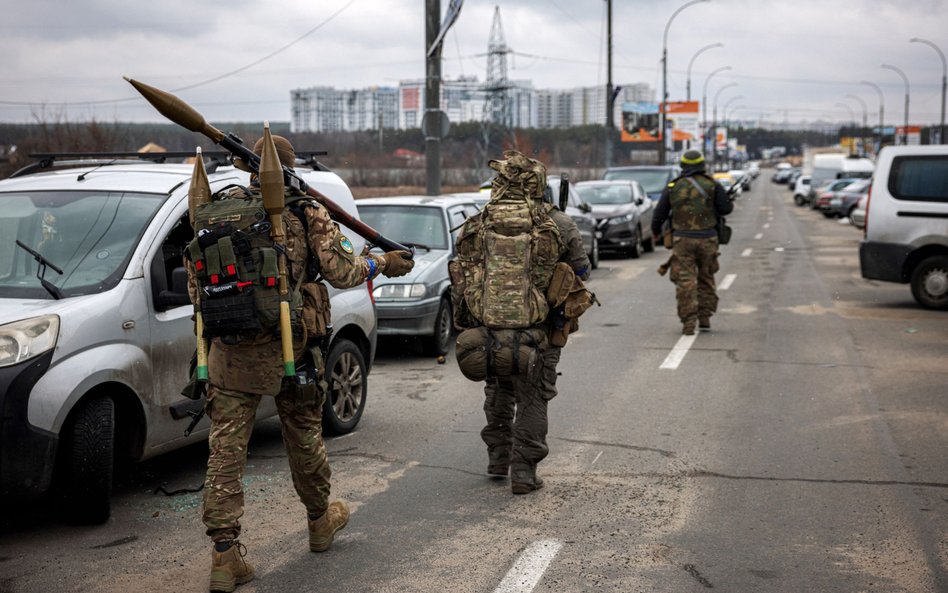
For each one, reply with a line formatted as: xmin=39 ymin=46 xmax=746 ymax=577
xmin=680 ymin=149 xmax=705 ymax=167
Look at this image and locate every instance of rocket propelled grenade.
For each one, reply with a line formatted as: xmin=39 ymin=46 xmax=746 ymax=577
xmin=188 ymin=147 xmax=211 ymax=382
xmin=124 ymin=76 xmax=412 ymax=258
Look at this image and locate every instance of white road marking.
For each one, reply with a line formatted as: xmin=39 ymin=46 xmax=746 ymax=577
xmin=775 ymin=247 xmax=785 ymax=252
xmin=493 ymin=540 xmax=564 ymax=593
xmin=591 ymin=451 xmax=603 ymax=466
xmin=754 ymin=233 xmax=763 ymax=240
xmin=763 ymin=223 xmax=771 ymax=229
xmin=659 ymin=334 xmax=698 ymax=370
xmin=741 ymin=248 xmax=752 ymax=257
xmin=719 ymin=273 xmax=737 ymax=291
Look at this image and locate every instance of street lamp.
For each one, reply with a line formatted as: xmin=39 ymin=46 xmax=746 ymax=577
xmin=845 ymin=94 xmax=868 ymax=155
xmin=712 ymin=83 xmax=738 ymax=169
xmin=722 ymin=95 xmax=744 ymax=123
xmin=910 ymin=37 xmax=947 ymax=144
xmin=687 ymin=42 xmax=723 ymax=101
xmin=660 ymin=0 xmax=710 ymax=165
xmin=881 ymin=64 xmax=910 ymax=144
xmin=860 ymin=80 xmax=885 ymax=151
xmin=725 ymin=105 xmax=746 ymax=126
xmin=702 ymin=66 xmax=731 ymax=155
xmin=836 ymin=102 xmax=857 ymax=155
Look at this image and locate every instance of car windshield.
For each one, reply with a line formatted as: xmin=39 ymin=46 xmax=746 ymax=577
xmin=603 ymin=169 xmax=669 ymax=193
xmin=0 ymin=190 xmax=165 ymax=299
xmin=357 ymin=205 xmax=448 ymax=250
xmin=575 ymin=184 xmax=633 ymax=205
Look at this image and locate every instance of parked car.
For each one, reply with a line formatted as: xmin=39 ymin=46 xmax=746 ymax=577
xmin=729 ymin=169 xmax=751 ymax=191
xmin=574 ymin=179 xmax=654 ymax=258
xmin=826 ymin=178 xmax=871 ymax=219
xmin=356 ymin=195 xmax=479 ymax=356
xmin=474 ymin=177 xmax=599 ymax=269
xmin=860 ymin=145 xmax=948 ymax=309
xmin=808 ymin=153 xmax=874 ymax=204
xmin=746 ymin=161 xmax=761 ymax=179
xmin=810 ymin=178 xmax=861 ymax=210
xmin=771 ymin=163 xmax=794 ymax=183
xmin=786 ymin=168 xmax=803 ymax=189
xmin=850 ymin=195 xmax=868 ymax=229
xmin=713 ymin=172 xmax=741 ymax=196
xmin=602 ymin=165 xmax=682 ymax=201
xmin=0 ymin=154 xmax=377 ymax=523
xmin=791 ymin=175 xmax=812 ymax=206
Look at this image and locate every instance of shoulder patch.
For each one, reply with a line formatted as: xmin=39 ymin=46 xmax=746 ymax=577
xmin=338 ymin=235 xmax=354 ymax=254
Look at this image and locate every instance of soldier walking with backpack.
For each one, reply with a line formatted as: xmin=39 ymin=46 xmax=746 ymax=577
xmin=650 ymin=150 xmax=733 ymax=335
xmin=450 ymin=151 xmax=593 ymax=495
xmin=185 ymin=133 xmax=414 ymax=592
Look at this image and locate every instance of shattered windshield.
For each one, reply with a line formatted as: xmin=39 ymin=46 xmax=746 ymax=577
xmin=0 ymin=190 xmax=165 ymax=298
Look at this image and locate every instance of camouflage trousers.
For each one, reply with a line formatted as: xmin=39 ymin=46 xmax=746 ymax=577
xmin=481 ymin=347 xmax=561 ymax=484
xmin=202 ymin=379 xmax=330 ymax=543
xmin=669 ymin=236 xmax=721 ymax=323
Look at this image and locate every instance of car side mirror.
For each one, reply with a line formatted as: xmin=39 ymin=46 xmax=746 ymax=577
xmin=579 ymin=202 xmax=592 ymax=213
xmin=635 ymin=197 xmax=644 ymax=206
xmin=157 ymin=266 xmax=192 ymax=309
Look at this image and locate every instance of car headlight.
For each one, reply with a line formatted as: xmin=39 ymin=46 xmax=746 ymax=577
xmin=0 ymin=315 xmax=60 ymax=368
xmin=608 ymin=213 xmax=634 ymax=225
xmin=372 ymin=283 xmax=427 ymax=301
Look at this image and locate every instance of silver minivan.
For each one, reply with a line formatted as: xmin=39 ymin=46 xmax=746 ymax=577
xmin=0 ymin=156 xmax=377 ymax=523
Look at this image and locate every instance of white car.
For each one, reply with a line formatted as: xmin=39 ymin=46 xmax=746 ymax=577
xmin=0 ymin=153 xmax=377 ymax=523
xmin=792 ymin=175 xmax=812 ymax=206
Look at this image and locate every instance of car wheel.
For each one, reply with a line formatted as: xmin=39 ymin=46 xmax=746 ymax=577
xmin=424 ymin=297 xmax=453 ymax=356
xmin=793 ymin=194 xmax=805 ymax=206
xmin=589 ymin=237 xmax=600 ymax=270
xmin=323 ymin=338 xmax=367 ymax=435
xmin=642 ymin=231 xmax=655 ymax=253
xmin=822 ymin=211 xmax=836 ymax=219
xmin=910 ymin=256 xmax=948 ymax=310
xmin=627 ymin=228 xmax=642 ymax=259
xmin=59 ymin=396 xmax=114 ymax=525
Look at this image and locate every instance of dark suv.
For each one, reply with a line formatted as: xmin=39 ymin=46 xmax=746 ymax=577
xmin=603 ymin=165 xmax=682 ymax=201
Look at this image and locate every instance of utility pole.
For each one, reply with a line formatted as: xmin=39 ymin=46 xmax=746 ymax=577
xmin=605 ymin=0 xmax=614 ymax=168
xmin=425 ymin=0 xmax=442 ymax=196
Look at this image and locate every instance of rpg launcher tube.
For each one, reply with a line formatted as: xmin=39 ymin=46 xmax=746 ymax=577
xmin=195 ymin=312 xmax=209 ymax=381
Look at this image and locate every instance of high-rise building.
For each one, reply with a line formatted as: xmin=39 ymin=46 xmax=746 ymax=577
xmin=291 ymin=86 xmax=398 ymax=133
xmin=397 ymin=77 xmax=535 ymax=129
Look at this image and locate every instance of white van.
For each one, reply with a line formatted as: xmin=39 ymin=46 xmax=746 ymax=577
xmin=859 ymin=145 xmax=948 ymax=309
xmin=0 ymin=154 xmax=378 ymax=523
xmin=808 ymin=153 xmax=875 ymax=205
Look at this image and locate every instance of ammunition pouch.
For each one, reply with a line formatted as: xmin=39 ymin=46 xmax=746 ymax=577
xmin=301 ymin=282 xmax=332 ymax=338
xmin=544 ymin=262 xmax=597 ymax=347
xmin=455 ymin=327 xmax=548 ymax=382
xmin=662 ymin=220 xmax=674 ymax=249
xmin=448 ymin=260 xmax=478 ymax=330
xmin=716 ymin=217 xmax=732 ymax=245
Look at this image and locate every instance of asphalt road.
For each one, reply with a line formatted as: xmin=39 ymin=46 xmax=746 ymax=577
xmin=2 ymin=176 xmax=947 ymax=593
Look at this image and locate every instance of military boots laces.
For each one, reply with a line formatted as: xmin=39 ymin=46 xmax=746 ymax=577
xmin=209 ymin=540 xmax=254 ymax=593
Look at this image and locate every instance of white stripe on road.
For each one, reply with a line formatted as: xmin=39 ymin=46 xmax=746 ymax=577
xmin=493 ymin=540 xmax=564 ymax=593
xmin=591 ymin=451 xmax=603 ymax=466
xmin=763 ymin=223 xmax=771 ymax=229
xmin=719 ymin=273 xmax=737 ymax=291
xmin=659 ymin=333 xmax=698 ymax=370
xmin=741 ymin=248 xmax=753 ymax=257
xmin=754 ymin=233 xmax=763 ymax=240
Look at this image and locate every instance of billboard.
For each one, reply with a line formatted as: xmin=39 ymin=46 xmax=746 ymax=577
xmin=715 ymin=127 xmax=728 ymax=151
xmin=621 ymin=101 xmax=699 ymax=144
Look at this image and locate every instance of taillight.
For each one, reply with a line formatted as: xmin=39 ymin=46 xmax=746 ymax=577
xmin=367 ymin=278 xmax=375 ymax=305
xmin=863 ymin=184 xmax=872 ymax=238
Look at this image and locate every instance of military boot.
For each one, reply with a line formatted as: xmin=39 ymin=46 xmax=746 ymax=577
xmin=309 ymin=500 xmax=350 ymax=552
xmin=209 ymin=541 xmax=254 ymax=593
xmin=698 ymin=316 xmax=711 ymax=331
xmin=487 ymin=463 xmax=509 ymax=476
xmin=682 ymin=320 xmax=696 ymax=335
xmin=511 ymin=476 xmax=544 ymax=495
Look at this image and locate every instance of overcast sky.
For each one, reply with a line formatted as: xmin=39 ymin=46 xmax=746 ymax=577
xmin=2 ymin=0 xmax=946 ymax=126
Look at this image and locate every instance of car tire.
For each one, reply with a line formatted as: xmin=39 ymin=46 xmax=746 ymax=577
xmin=322 ymin=338 xmax=367 ymax=435
xmin=642 ymin=231 xmax=655 ymax=253
xmin=627 ymin=228 xmax=642 ymax=259
xmin=59 ymin=397 xmax=114 ymax=525
xmin=424 ymin=297 xmax=453 ymax=356
xmin=822 ymin=211 xmax=836 ymax=219
xmin=910 ymin=256 xmax=948 ymax=310
xmin=793 ymin=194 xmax=805 ymax=206
xmin=589 ymin=237 xmax=600 ymax=270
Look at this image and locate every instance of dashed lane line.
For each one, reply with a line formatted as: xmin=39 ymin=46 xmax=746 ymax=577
xmin=719 ymin=273 xmax=737 ymax=291
xmin=754 ymin=233 xmax=763 ymax=240
xmin=763 ymin=223 xmax=771 ymax=229
xmin=493 ymin=540 xmax=564 ymax=593
xmin=659 ymin=333 xmax=698 ymax=370
xmin=741 ymin=248 xmax=753 ymax=257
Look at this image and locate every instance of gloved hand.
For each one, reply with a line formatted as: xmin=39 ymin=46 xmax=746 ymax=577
xmin=379 ymin=250 xmax=414 ymax=278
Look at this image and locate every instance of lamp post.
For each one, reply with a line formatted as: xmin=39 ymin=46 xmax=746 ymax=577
xmin=845 ymin=94 xmax=868 ymax=155
xmin=881 ymin=64 xmax=910 ymax=145
xmin=861 ymin=80 xmax=885 ymax=151
xmin=836 ymin=102 xmax=857 ymax=155
xmin=712 ymin=82 xmax=738 ymax=170
xmin=660 ymin=0 xmax=710 ymax=165
xmin=910 ymin=37 xmax=946 ymax=144
xmin=702 ymin=66 xmax=731 ymax=157
xmin=725 ymin=105 xmax=746 ymax=127
xmin=687 ymin=42 xmax=723 ymax=101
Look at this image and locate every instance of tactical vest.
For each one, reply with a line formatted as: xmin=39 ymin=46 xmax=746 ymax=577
xmin=668 ymin=174 xmax=717 ymax=231
xmin=455 ymin=182 xmax=564 ymax=329
xmin=186 ymin=185 xmax=303 ymax=339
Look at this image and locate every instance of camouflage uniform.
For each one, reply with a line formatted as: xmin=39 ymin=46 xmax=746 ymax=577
xmin=189 ymin=188 xmax=384 ymax=543
xmin=479 ymin=196 xmax=591 ymax=487
xmin=651 ymin=169 xmax=732 ymax=332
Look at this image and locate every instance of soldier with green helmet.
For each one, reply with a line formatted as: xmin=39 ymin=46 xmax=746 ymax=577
xmin=186 ymin=134 xmax=414 ymax=592
xmin=650 ymin=149 xmax=733 ymax=335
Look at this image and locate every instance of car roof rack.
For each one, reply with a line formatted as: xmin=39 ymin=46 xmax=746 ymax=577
xmin=10 ymin=151 xmax=235 ymax=178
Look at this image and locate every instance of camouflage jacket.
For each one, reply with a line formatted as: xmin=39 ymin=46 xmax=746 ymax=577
xmin=651 ymin=172 xmax=732 ymax=238
xmin=548 ymin=205 xmax=591 ymax=280
xmin=187 ymin=189 xmax=381 ymax=395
